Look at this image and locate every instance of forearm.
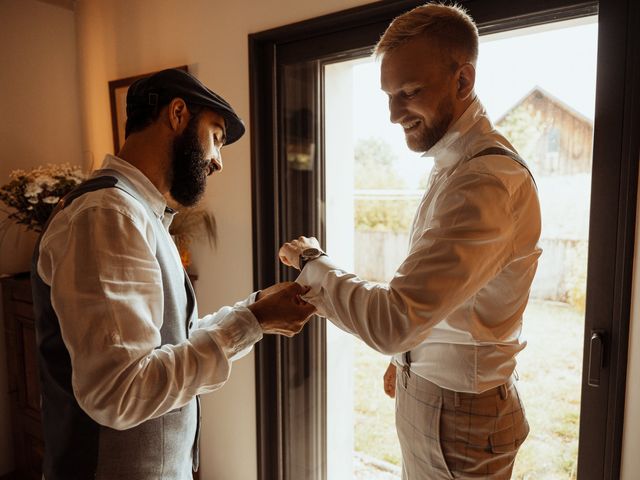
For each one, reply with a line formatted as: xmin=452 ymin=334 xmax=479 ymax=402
xmin=297 ymin=256 xmax=433 ymax=355
xmin=297 ymin=231 xmax=513 ymax=355
xmin=294 ymin=173 xmax=517 ymax=354
xmin=72 ymin=307 xmax=262 ymax=430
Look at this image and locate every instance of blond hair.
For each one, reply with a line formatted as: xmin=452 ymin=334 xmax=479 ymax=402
xmin=375 ymin=3 xmax=479 ymax=67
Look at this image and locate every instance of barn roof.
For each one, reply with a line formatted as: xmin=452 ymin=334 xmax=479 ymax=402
xmin=495 ymin=85 xmax=593 ymax=127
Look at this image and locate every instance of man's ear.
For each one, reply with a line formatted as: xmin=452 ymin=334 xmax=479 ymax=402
xmin=167 ymin=98 xmax=189 ymax=132
xmin=455 ymin=63 xmax=476 ymax=101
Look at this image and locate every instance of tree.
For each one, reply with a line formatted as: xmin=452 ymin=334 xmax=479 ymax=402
xmin=354 ymin=138 xmax=415 ymax=232
xmin=354 ymin=138 xmax=406 ymax=190
xmin=355 ymin=198 xmax=419 ymax=233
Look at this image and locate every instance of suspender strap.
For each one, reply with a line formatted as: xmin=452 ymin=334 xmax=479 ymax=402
xmin=39 ymin=175 xmax=120 ymax=236
xmin=470 ymin=146 xmax=537 ymax=188
xmin=58 ymin=176 xmax=119 ymax=209
xmin=404 ymin=351 xmax=412 ymax=366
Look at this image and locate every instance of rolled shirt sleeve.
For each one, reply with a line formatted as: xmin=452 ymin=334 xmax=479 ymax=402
xmin=38 ymin=203 xmax=263 ymax=430
xmin=199 ymin=291 xmax=261 ymax=361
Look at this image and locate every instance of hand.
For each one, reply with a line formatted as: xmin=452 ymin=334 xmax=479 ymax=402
xmin=256 ymin=282 xmax=293 ymax=301
xmin=279 ymin=236 xmax=322 ymax=270
xmin=248 ymin=282 xmax=316 ymax=337
xmin=383 ymin=362 xmax=396 ymax=399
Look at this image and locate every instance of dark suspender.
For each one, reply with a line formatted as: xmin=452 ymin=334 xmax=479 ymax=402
xmin=470 ymin=146 xmax=537 ymax=187
xmin=42 ymin=176 xmax=120 ymax=232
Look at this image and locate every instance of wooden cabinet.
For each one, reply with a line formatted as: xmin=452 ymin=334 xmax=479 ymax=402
xmin=1 ymin=273 xmax=43 ymax=480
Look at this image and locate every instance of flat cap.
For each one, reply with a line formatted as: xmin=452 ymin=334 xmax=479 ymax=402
xmin=126 ymin=68 xmax=245 ymax=145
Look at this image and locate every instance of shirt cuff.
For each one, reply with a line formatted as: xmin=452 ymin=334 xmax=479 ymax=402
xmin=230 ymin=292 xmax=260 ymax=361
xmin=233 ymin=291 xmax=259 ymax=308
xmin=296 ymin=255 xmax=343 ymax=314
xmin=206 ymin=306 xmax=263 ymax=360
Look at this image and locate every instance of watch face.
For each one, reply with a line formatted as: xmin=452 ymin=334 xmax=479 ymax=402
xmin=302 ymin=247 xmax=321 ymax=258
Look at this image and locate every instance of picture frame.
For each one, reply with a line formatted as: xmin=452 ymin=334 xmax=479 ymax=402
xmin=108 ymin=65 xmax=188 ymax=153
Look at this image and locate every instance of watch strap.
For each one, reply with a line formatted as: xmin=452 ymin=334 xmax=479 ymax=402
xmin=299 ymin=252 xmax=327 ymax=271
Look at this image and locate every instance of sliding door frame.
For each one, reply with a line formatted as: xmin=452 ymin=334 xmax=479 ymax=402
xmin=249 ymin=1 xmax=639 ymax=479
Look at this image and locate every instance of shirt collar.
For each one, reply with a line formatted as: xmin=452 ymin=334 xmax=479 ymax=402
xmin=97 ymin=154 xmax=169 ymax=220
xmin=423 ymin=96 xmax=487 ymax=169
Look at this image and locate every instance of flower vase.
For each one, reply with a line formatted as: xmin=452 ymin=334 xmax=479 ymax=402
xmin=0 ymin=226 xmax=38 ymax=276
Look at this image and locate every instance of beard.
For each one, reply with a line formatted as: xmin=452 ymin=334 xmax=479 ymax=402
xmin=405 ymin=94 xmax=455 ymax=153
xmin=169 ymin=114 xmax=209 ymax=207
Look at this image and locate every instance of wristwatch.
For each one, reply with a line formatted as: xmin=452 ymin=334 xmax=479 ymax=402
xmin=299 ymin=247 xmax=326 ymax=270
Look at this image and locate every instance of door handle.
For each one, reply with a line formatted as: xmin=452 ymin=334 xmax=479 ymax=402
xmin=588 ymin=330 xmax=604 ymax=387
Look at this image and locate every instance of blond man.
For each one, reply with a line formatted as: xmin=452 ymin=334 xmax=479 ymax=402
xmin=279 ymin=3 xmax=541 ymax=479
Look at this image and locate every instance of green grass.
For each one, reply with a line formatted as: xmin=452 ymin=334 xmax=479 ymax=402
xmin=352 ymin=299 xmax=583 ymax=479
xmin=353 ymin=348 xmax=401 ymax=466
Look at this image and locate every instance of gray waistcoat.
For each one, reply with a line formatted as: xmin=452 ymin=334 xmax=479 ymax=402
xmin=32 ymin=171 xmax=200 ymax=480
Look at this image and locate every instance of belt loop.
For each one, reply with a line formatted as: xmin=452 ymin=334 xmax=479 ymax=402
xmin=454 ymin=392 xmax=461 ymax=408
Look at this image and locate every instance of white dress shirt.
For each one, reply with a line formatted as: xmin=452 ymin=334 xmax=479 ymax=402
xmin=299 ymin=97 xmax=542 ymax=393
xmin=37 ymin=155 xmax=263 ymax=429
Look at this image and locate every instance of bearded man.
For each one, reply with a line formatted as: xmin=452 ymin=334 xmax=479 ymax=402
xmin=279 ymin=4 xmax=541 ymax=479
xmin=31 ymin=68 xmax=315 ymax=480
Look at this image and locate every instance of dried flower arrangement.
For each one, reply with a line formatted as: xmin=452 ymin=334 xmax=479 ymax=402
xmin=168 ymin=205 xmax=218 ymax=268
xmin=0 ymin=163 xmax=216 ymax=270
xmin=0 ymin=164 xmax=86 ymax=233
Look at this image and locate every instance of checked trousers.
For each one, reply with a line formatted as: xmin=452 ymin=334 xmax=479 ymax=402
xmin=395 ymin=366 xmax=529 ymax=479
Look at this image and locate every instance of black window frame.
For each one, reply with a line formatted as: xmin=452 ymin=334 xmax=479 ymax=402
xmin=249 ymin=1 xmax=640 ymax=479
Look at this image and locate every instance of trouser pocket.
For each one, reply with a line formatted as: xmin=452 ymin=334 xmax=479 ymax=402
xmin=440 ymin=383 xmax=528 ymax=479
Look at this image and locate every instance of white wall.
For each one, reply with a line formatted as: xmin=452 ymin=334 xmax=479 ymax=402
xmin=0 ymin=0 xmax=84 ymax=275
xmin=74 ymin=1 xmax=371 ymax=478
xmin=0 ymin=0 xmax=83 ymax=474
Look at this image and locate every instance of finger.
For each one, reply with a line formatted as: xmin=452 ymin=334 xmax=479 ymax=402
xmin=295 ymin=295 xmax=314 ymax=308
xmin=287 ymin=282 xmax=309 ymax=296
xmin=279 ymin=282 xmax=300 ymax=296
xmin=291 ymin=302 xmax=316 ymax=319
xmin=301 ymin=303 xmax=316 ymax=318
xmin=279 ymin=253 xmax=292 ymax=266
xmin=281 ymin=242 xmax=296 ymax=255
xmin=278 ymin=245 xmax=293 ymax=264
xmin=286 ymin=320 xmax=306 ymax=337
xmin=294 ymin=295 xmax=308 ymax=306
